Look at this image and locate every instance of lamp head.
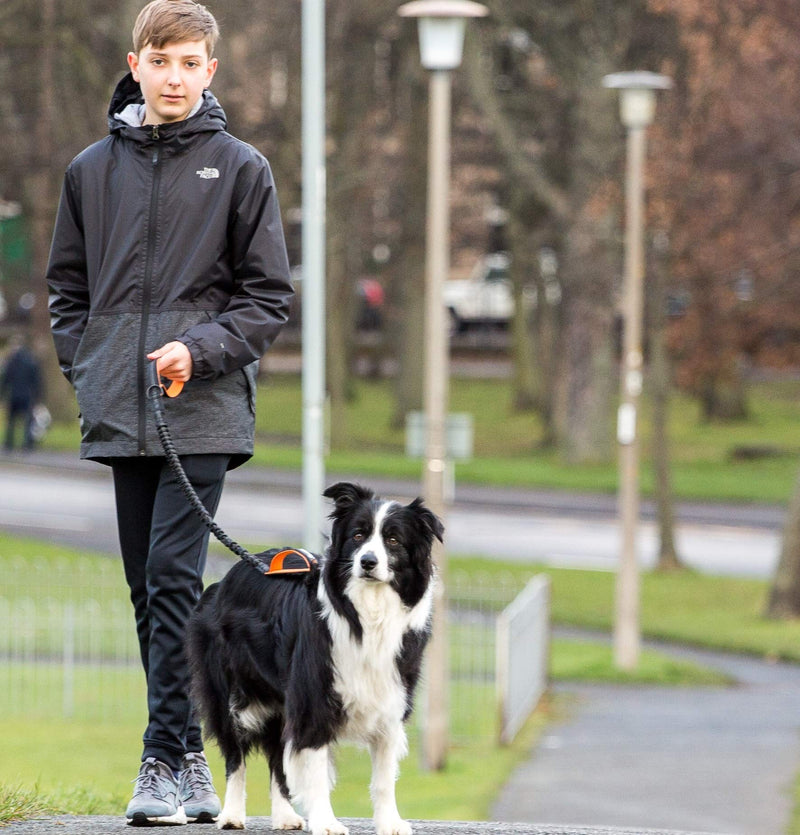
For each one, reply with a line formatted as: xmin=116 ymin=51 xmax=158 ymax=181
xmin=398 ymin=0 xmax=489 ymax=71
xmin=603 ymin=71 xmax=673 ymax=128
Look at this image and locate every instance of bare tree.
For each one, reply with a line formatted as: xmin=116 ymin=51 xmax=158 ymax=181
xmin=766 ymin=470 xmax=800 ymax=619
xmin=461 ymin=2 xmax=671 ymax=464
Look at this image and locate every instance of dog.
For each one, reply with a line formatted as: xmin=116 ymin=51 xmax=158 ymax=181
xmin=186 ymin=482 xmax=444 ymax=835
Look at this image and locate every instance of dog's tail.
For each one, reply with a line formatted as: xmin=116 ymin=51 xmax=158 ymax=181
xmin=186 ymin=585 xmax=231 ymax=746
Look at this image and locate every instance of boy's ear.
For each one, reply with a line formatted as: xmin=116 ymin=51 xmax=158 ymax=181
xmin=127 ymin=52 xmax=140 ymax=82
xmin=204 ymin=57 xmax=218 ymax=88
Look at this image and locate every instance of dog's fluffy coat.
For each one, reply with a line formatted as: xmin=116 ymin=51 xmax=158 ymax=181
xmin=186 ymin=482 xmax=443 ymax=834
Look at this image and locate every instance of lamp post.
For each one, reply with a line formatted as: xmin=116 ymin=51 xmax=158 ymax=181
xmin=398 ymin=0 xmax=487 ymax=771
xmin=602 ymin=71 xmax=672 ymax=671
xmin=302 ymin=0 xmax=326 ymax=553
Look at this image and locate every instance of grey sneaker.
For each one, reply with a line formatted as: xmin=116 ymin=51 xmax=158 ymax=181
xmin=178 ymin=752 xmax=221 ymax=824
xmin=126 ymin=757 xmax=187 ymax=826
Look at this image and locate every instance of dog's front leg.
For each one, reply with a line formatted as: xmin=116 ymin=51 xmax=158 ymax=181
xmin=284 ymin=745 xmax=348 ymax=835
xmin=369 ymin=727 xmax=411 ymax=835
xmin=217 ymin=760 xmax=247 ymax=830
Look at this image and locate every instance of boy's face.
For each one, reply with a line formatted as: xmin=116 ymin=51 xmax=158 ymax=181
xmin=127 ymin=40 xmax=218 ymax=125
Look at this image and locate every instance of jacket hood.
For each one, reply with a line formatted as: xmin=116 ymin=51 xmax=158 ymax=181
xmin=107 ymin=72 xmax=227 ymax=148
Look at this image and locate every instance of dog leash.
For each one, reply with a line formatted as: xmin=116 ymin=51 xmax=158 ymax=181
xmin=145 ymin=359 xmax=317 ymax=576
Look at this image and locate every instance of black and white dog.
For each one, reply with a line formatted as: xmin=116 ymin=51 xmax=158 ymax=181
xmin=187 ymin=482 xmax=443 ymax=835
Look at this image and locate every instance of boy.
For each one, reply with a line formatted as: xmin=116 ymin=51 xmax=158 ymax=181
xmin=46 ymin=0 xmax=294 ymax=825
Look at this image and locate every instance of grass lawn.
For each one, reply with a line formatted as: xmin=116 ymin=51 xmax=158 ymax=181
xmin=0 ymin=535 xmax=744 ymax=824
xmin=454 ymin=557 xmax=800 ymax=663
xmin=0 ymin=706 xmax=548 ymax=825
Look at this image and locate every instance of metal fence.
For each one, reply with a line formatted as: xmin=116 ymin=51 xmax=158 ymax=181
xmin=0 ymin=555 xmax=549 ymax=743
xmin=0 ymin=555 xmax=143 ymax=722
xmin=495 ymin=575 xmax=551 ymax=744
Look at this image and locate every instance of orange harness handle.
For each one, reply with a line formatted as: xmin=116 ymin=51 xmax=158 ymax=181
xmin=262 ymin=548 xmax=318 ymax=575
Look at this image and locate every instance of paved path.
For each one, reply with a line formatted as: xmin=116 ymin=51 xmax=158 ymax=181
xmin=3 ymin=817 xmax=719 ymax=834
xmin=493 ymin=642 xmax=799 ymax=835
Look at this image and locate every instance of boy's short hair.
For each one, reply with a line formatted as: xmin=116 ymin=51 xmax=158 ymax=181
xmin=133 ymin=0 xmax=220 ymax=57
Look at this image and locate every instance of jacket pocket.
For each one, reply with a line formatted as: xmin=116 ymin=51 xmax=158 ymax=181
xmin=70 ymin=313 xmax=140 ymax=445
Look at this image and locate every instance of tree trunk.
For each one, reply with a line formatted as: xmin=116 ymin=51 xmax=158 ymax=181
xmin=650 ymin=312 xmax=682 ymax=570
xmin=29 ymin=0 xmax=74 ymax=421
xmin=699 ymin=374 xmax=749 ymax=422
xmin=507 ymin=218 xmax=538 ymax=413
xmin=557 ymin=289 xmax=615 ymax=464
xmin=649 ymin=234 xmax=683 ymax=571
xmin=389 ymin=238 xmax=426 ymax=430
xmin=535 ymin=246 xmax=562 ymax=449
xmin=766 ymin=467 xmax=800 ymax=619
xmin=325 ymin=216 xmax=357 ymax=449
xmin=507 ymin=220 xmax=561 ymax=449
xmin=390 ymin=42 xmax=428 ymax=430
xmin=325 ymin=6 xmax=377 ymax=447
xmin=555 ymin=73 xmax=620 ymax=464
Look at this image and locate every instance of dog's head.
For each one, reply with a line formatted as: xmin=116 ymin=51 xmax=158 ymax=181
xmin=322 ymin=482 xmax=443 ymax=610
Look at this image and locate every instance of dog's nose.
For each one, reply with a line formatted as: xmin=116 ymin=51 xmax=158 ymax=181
xmin=360 ymin=553 xmax=378 ymax=573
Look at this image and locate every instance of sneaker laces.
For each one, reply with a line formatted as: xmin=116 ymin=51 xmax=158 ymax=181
xmin=180 ymin=755 xmax=215 ymax=798
xmin=132 ymin=762 xmax=176 ymax=801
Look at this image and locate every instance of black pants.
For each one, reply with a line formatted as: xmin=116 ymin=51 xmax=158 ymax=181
xmin=111 ymin=454 xmax=230 ymax=771
xmin=4 ymin=398 xmax=35 ymax=450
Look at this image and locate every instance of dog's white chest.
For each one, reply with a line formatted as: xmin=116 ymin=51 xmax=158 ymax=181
xmin=328 ymin=587 xmax=414 ymax=741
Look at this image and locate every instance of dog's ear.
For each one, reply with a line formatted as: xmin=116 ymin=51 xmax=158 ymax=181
xmin=323 ymin=482 xmax=374 ymax=515
xmin=408 ymin=498 xmax=444 ymax=544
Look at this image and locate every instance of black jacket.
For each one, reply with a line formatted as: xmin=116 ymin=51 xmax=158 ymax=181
xmin=47 ymin=73 xmax=293 ymax=464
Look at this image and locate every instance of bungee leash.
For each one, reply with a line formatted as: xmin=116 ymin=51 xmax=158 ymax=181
xmin=145 ymin=359 xmax=317 ymax=576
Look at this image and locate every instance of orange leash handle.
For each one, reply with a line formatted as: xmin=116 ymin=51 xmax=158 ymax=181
xmin=145 ymin=356 xmax=184 ymax=398
xmin=161 ymin=378 xmax=184 ymax=398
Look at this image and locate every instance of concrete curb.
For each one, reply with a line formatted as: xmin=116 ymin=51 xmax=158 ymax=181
xmin=2 ymin=817 xmax=727 ymax=834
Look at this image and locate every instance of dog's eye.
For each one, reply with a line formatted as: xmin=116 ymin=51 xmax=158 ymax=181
xmin=353 ymin=532 xmax=365 ymax=542
xmin=387 ymin=536 xmax=400 ymax=547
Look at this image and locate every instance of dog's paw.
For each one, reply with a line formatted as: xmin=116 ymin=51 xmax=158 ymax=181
xmin=216 ymin=811 xmax=246 ymax=830
xmin=308 ymin=817 xmax=349 ymax=835
xmin=271 ymin=810 xmax=305 ymax=831
xmin=375 ymin=817 xmax=412 ymax=835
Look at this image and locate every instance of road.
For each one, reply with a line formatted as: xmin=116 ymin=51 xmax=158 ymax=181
xmin=0 ymin=451 xmax=783 ymax=579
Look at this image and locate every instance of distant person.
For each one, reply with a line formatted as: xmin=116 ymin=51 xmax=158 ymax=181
xmin=46 ymin=0 xmax=293 ymax=826
xmin=0 ymin=335 xmax=42 ymax=452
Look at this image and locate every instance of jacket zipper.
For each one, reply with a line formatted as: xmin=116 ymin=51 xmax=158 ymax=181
xmin=137 ymin=134 xmax=162 ymax=454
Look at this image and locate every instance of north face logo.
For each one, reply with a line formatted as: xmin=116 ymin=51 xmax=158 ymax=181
xmin=196 ymin=167 xmax=220 ymax=180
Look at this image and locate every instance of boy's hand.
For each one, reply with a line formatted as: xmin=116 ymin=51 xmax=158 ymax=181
xmin=147 ymin=341 xmax=193 ymax=382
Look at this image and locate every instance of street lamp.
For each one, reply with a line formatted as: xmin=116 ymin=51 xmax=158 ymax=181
xmin=603 ymin=71 xmax=672 ymax=671
xmin=398 ymin=0 xmax=487 ymax=771
xmin=302 ymin=0 xmax=326 ymax=553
